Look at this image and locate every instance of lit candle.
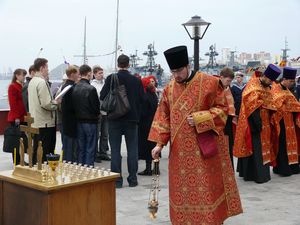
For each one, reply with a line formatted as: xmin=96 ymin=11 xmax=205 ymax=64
xmin=60 ymin=150 xmax=63 ymax=163
xmin=14 ymin=148 xmax=16 ymax=167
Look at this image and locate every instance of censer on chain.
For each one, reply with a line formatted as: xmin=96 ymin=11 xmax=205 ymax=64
xmin=148 ymin=158 xmax=160 ymax=219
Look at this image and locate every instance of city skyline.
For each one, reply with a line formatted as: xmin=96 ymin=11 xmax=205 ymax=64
xmin=0 ymin=46 xmax=295 ymax=77
xmin=0 ymin=0 xmax=299 ymax=72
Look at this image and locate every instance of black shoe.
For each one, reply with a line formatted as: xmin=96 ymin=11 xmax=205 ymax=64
xmin=152 ymin=169 xmax=160 ymax=175
xmin=95 ymin=157 xmax=102 ymax=163
xmin=116 ymin=183 xmax=123 ymax=189
xmin=128 ymin=182 xmax=138 ymax=187
xmin=100 ymin=154 xmax=111 ymax=161
xmin=138 ymin=169 xmax=152 ymax=176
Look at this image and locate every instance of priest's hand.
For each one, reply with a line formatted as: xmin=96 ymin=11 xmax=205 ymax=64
xmin=187 ymin=115 xmax=195 ymax=126
xmin=152 ymin=145 xmax=163 ymax=159
xmin=232 ymin=116 xmax=238 ymax=125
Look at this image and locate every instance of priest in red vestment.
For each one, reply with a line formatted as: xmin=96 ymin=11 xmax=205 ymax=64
xmin=149 ymin=46 xmax=242 ymax=225
xmin=271 ymin=67 xmax=300 ymax=176
xmin=233 ymin=64 xmax=281 ymax=183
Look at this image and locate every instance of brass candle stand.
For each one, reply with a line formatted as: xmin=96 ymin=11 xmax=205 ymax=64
xmin=13 ymin=139 xmax=47 ymax=182
xmin=11 ymin=113 xmax=114 ymax=185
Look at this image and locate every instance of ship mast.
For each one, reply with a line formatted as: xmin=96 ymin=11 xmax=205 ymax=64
xmin=229 ymin=50 xmax=236 ymax=67
xmin=205 ymin=44 xmax=218 ymax=69
xmin=74 ymin=17 xmax=99 ymax=64
xmin=83 ymin=16 xmax=87 ymax=64
xmin=114 ymin=0 xmax=120 ymax=71
xmin=130 ymin=50 xmax=142 ymax=68
xmin=281 ymin=37 xmax=290 ymax=62
xmin=143 ymin=43 xmax=157 ymax=73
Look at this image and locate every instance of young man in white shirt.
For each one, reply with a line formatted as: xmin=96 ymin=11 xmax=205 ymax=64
xmin=91 ymin=66 xmax=111 ymax=162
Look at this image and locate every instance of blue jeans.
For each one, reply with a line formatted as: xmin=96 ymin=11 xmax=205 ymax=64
xmin=108 ymin=120 xmax=138 ymax=185
xmin=77 ymin=123 xmax=97 ymax=166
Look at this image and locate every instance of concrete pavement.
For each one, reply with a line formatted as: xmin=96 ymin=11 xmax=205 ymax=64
xmin=1 ymin=133 xmax=300 ymax=225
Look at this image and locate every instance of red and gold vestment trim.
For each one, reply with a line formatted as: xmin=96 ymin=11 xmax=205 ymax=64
xmin=224 ymin=87 xmax=236 ymax=116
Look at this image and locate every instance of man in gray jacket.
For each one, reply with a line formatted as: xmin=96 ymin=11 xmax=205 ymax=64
xmin=28 ymin=58 xmax=59 ymax=163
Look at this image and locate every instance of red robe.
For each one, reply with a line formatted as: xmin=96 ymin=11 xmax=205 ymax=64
xmin=148 ymin=72 xmax=242 ymax=225
xmin=270 ymin=83 xmax=300 ymax=164
xmin=233 ymin=76 xmax=276 ymax=164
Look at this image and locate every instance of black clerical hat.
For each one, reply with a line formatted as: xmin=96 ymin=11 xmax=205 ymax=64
xmin=283 ymin=67 xmax=297 ymax=80
xmin=164 ymin=46 xmax=189 ymax=70
xmin=263 ymin=64 xmax=281 ymax=81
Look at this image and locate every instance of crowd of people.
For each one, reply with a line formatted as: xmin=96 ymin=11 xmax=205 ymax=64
xmin=6 ymin=55 xmax=159 ymax=185
xmin=5 ymin=45 xmax=300 ymax=224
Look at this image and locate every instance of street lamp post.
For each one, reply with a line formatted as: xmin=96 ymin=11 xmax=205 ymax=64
xmin=182 ymin=15 xmax=211 ymax=71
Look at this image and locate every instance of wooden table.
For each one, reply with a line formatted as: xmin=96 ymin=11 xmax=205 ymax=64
xmin=0 ymin=170 xmax=119 ymax=225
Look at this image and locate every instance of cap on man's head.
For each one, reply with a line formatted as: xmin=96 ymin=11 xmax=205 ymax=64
xmin=164 ymin=46 xmax=189 ymax=70
xmin=283 ymin=67 xmax=297 ymax=80
xmin=263 ymin=64 xmax=281 ymax=81
xmin=235 ymin=72 xmax=244 ymax=77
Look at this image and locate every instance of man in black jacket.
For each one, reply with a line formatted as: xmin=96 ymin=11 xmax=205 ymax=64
xmin=22 ymin=65 xmax=35 ymax=112
xmin=100 ymin=54 xmax=144 ymax=188
xmin=72 ymin=65 xmax=100 ymax=166
xmin=61 ymin=65 xmax=80 ymax=162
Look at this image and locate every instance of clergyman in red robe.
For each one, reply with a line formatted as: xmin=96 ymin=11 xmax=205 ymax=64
xmin=233 ymin=64 xmax=281 ymax=183
xmin=149 ymin=46 xmax=242 ymax=225
xmin=271 ymin=67 xmax=300 ymax=176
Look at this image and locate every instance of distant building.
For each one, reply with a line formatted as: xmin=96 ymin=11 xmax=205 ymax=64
xmin=0 ymin=67 xmax=13 ymax=80
xmin=238 ymin=52 xmax=252 ymax=65
xmin=253 ymin=51 xmax=271 ymax=65
xmin=221 ymin=47 xmax=231 ymax=64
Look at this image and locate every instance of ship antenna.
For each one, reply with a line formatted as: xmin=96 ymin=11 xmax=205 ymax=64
xmin=114 ymin=0 xmax=120 ymax=71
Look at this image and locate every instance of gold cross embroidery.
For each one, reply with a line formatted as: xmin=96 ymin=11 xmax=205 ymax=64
xmin=179 ymin=101 xmax=189 ymax=111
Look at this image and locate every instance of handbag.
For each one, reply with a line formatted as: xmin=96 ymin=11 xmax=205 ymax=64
xmin=102 ymin=74 xmax=131 ymax=119
xmin=196 ymin=130 xmax=218 ymax=159
xmin=3 ymin=124 xmax=28 ymax=153
xmin=101 ymin=75 xmax=117 ymax=113
xmin=3 ymin=125 xmax=21 ymax=153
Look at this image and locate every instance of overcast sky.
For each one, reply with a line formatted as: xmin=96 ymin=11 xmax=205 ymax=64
xmin=0 ymin=0 xmax=299 ymax=74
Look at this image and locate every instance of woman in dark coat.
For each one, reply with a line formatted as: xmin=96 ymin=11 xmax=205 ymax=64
xmin=138 ymin=76 xmax=158 ymax=175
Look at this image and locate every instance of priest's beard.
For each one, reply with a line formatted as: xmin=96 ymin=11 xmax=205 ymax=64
xmin=174 ymin=76 xmax=188 ymax=83
xmin=289 ymin=84 xmax=296 ymax=91
xmin=175 ymin=79 xmax=186 ymax=84
xmin=175 ymin=72 xmax=190 ymax=84
xmin=260 ymin=79 xmax=271 ymax=87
